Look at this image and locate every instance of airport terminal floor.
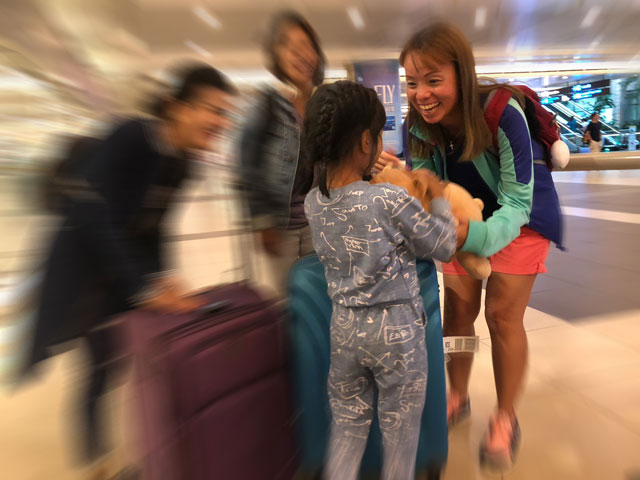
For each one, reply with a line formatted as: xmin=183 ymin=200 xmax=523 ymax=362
xmin=1 ymin=165 xmax=639 ymax=480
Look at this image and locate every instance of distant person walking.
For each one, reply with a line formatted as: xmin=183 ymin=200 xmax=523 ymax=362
xmin=584 ymin=112 xmax=603 ymax=153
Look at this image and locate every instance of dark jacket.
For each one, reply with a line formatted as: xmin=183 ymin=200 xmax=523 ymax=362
xmin=239 ymin=87 xmax=304 ymax=230
xmin=27 ymin=119 xmax=190 ymax=367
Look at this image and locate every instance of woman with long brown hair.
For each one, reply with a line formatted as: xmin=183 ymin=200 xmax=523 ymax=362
xmin=393 ymin=22 xmax=563 ymax=471
xmin=240 ymin=11 xmax=325 ymax=297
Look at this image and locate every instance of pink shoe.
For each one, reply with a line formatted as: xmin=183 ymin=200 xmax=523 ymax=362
xmin=479 ymin=411 xmax=522 ymax=471
xmin=446 ymin=392 xmax=471 ymax=429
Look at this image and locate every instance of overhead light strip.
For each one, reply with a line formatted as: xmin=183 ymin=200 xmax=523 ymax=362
xmin=581 ymin=6 xmax=601 ymax=28
xmin=184 ymin=40 xmax=212 ymax=58
xmin=193 ymin=6 xmax=222 ymax=29
xmin=475 ymin=7 xmax=487 ymax=30
xmin=347 ymin=7 xmax=365 ymax=30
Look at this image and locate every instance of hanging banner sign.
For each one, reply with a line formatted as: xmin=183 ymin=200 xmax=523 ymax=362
xmin=353 ymin=60 xmax=403 ymax=153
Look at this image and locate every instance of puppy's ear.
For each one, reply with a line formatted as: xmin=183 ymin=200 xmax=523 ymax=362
xmin=412 ymin=176 xmax=433 ymax=211
xmin=412 ymin=176 xmax=428 ymax=200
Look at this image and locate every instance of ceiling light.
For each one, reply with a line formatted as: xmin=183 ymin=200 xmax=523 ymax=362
xmin=581 ymin=6 xmax=601 ymax=28
xmin=116 ymin=29 xmax=147 ymax=53
xmin=589 ymin=35 xmax=603 ymax=50
xmin=0 ymin=74 xmax=45 ymax=91
xmin=347 ymin=6 xmax=365 ymax=30
xmin=193 ymin=6 xmax=222 ymax=29
xmin=325 ymin=68 xmax=349 ymax=78
xmin=562 ymin=75 xmax=569 ymax=79
xmin=475 ymin=61 xmax=638 ymax=78
xmin=475 ymin=7 xmax=487 ymax=29
xmin=185 ymin=40 xmax=212 ymax=58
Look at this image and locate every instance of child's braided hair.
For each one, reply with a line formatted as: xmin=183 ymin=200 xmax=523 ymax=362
xmin=301 ymin=80 xmax=386 ymax=197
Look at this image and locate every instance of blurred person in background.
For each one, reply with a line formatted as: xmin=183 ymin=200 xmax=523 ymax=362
xmin=567 ymin=116 xmax=579 ymax=133
xmin=239 ymin=10 xmax=325 ymax=297
xmin=21 ymin=64 xmax=235 ymax=479
xmin=584 ymin=112 xmax=603 ymax=153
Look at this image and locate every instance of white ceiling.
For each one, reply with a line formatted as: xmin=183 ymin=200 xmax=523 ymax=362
xmin=104 ymin=0 xmax=640 ymax=66
xmin=1 ymin=0 xmax=639 ymax=104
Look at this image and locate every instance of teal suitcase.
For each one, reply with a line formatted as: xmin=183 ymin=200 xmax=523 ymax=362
xmin=287 ymin=255 xmax=448 ymax=479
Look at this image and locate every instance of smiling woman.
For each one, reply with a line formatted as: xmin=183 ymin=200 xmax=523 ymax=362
xmin=239 ymin=10 xmax=325 ymax=298
xmin=400 ymin=24 xmax=493 ymax=164
xmin=405 ymin=60 xmax=460 ymax=137
xmin=399 ymin=22 xmax=565 ymax=473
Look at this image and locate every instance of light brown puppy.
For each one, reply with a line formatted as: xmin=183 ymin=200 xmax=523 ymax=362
xmin=371 ymin=164 xmax=491 ymax=279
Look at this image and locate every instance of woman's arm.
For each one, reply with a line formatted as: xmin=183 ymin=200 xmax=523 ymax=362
xmin=461 ymin=99 xmax=534 ymax=257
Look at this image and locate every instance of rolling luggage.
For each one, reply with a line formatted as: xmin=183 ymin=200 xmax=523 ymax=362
xmin=287 ymin=255 xmax=448 ymax=479
xmin=120 ymin=282 xmax=297 ymax=480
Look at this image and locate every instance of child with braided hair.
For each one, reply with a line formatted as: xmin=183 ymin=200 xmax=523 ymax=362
xmin=301 ymin=81 xmax=466 ymax=480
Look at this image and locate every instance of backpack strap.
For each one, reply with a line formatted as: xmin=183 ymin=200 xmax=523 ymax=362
xmin=43 ymin=135 xmax=103 ymax=212
xmin=483 ymin=85 xmax=559 ymax=171
xmin=402 ymin=118 xmax=412 ymax=169
xmin=483 ymin=87 xmax=513 ymax=152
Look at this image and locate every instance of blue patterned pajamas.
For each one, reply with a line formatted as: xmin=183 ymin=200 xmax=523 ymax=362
xmin=304 ymin=181 xmax=457 ymax=479
xmin=326 ymin=301 xmax=427 ymax=480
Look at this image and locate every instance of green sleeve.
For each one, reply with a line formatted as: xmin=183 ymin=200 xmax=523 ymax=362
xmin=461 ymin=101 xmax=534 ymax=257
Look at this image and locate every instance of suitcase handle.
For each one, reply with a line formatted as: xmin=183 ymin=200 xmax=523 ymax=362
xmin=195 ymin=300 xmax=231 ymax=318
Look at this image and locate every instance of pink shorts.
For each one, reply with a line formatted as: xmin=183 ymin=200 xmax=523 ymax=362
xmin=441 ymin=226 xmax=550 ymax=276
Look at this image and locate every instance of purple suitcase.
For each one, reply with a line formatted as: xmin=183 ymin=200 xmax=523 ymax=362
xmin=120 ymin=282 xmax=297 ymax=480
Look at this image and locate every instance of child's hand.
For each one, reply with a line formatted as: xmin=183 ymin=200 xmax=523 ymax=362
xmin=144 ymin=287 xmax=205 ymax=314
xmin=373 ymin=148 xmax=402 ymax=173
xmin=141 ymin=277 xmax=206 ymax=314
xmin=456 ymin=217 xmax=469 ymax=249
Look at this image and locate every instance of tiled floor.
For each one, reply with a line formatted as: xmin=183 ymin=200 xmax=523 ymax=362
xmin=1 ymin=167 xmax=639 ymax=479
